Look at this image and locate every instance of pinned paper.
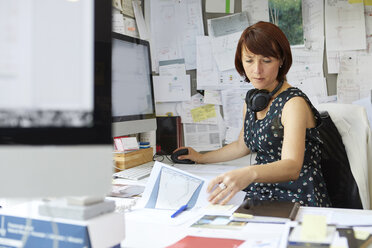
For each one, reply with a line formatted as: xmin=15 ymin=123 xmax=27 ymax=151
xmin=301 ymin=214 xmax=327 ymax=241
xmin=206 ymin=0 xmax=234 ymax=13
xmin=190 ymin=104 xmax=216 ymax=122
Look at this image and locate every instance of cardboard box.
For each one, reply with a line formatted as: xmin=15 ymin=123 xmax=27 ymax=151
xmin=113 ymin=147 xmax=153 ymax=171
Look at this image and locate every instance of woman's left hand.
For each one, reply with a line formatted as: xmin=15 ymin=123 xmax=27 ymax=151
xmin=207 ymin=167 xmax=255 ymax=205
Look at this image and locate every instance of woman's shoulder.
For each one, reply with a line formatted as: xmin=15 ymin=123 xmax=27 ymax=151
xmin=279 ymin=87 xmax=306 ymax=99
xmin=281 ymin=87 xmax=322 ymax=127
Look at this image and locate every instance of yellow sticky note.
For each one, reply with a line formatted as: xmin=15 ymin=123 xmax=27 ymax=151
xmin=354 ymin=230 xmax=370 ymax=240
xmin=301 ymin=214 xmax=327 ymax=241
xmin=348 ymin=0 xmax=362 ymax=3
xmin=232 ymin=213 xmax=253 ymax=219
xmin=365 ymin=0 xmax=372 ymax=5
xmin=190 ymin=104 xmax=216 ymax=122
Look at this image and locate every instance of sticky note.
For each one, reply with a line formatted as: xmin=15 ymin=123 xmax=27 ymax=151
xmin=190 ymin=104 xmax=216 ymax=122
xmin=348 ymin=0 xmax=362 ymax=3
xmin=301 ymin=214 xmax=327 ymax=241
xmin=354 ymin=230 xmax=370 ymax=240
xmin=365 ymin=0 xmax=372 ymax=5
xmin=232 ymin=213 xmax=253 ymax=219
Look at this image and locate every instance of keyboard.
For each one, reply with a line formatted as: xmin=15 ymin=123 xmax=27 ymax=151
xmin=113 ymin=162 xmax=153 ymax=180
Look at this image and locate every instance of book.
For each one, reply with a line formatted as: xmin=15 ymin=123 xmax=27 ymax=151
xmin=231 ymin=200 xmax=300 ymax=223
xmin=166 ymin=235 xmax=245 ymax=248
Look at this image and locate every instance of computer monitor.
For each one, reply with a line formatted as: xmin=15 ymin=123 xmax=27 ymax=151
xmin=111 ymin=33 xmax=157 ymax=137
xmin=0 ymin=0 xmax=112 ymax=198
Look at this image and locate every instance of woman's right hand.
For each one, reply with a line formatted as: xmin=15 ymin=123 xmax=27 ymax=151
xmin=173 ymin=147 xmax=202 ymax=163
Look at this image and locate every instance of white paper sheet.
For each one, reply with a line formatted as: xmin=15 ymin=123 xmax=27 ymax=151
xmin=155 ymin=102 xmax=180 ymax=117
xmin=196 ymin=36 xmax=247 ymax=90
xmin=326 ymin=50 xmax=340 ymax=74
xmin=123 ymin=16 xmax=139 ymax=38
xmin=211 ymin=31 xmax=241 ymax=71
xmin=183 ymin=122 xmax=222 ymax=151
xmin=241 ymin=0 xmax=269 ymax=25
xmin=174 ymin=163 xmax=244 ymax=180
xmin=204 ymin=90 xmax=223 ymax=105
xmin=337 ymin=52 xmax=372 ymax=103
xmin=149 ymin=0 xmax=204 ymax=71
xmin=132 ymin=0 xmax=149 ymax=40
xmin=292 ymin=77 xmax=327 ymax=100
xmin=156 ymin=166 xmax=202 ymax=209
xmin=139 ymin=161 xmax=246 ymax=210
xmin=153 ymin=75 xmax=191 ymax=102
xmin=325 ymin=0 xmax=366 ymax=52
xmin=208 ymin=12 xmax=249 ymax=37
xmin=112 ymin=13 xmax=125 ymax=35
xmin=159 ymin=59 xmax=186 ymax=76
xmin=221 ymin=88 xmax=250 ymax=144
xmin=302 ymin=0 xmax=324 ymax=50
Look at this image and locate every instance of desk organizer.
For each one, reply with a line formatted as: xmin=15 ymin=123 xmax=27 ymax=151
xmin=113 ymin=147 xmax=153 ymax=171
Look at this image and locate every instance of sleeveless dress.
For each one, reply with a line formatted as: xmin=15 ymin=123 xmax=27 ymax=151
xmin=243 ymin=87 xmax=331 ymax=207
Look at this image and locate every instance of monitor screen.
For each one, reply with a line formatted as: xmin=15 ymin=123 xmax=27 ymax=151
xmin=111 ymin=33 xmax=156 ymax=137
xmin=0 ymin=0 xmax=112 ymax=198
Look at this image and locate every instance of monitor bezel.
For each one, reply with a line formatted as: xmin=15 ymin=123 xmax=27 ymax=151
xmin=111 ymin=32 xmax=156 ymax=124
xmin=0 ymin=0 xmax=112 ymax=145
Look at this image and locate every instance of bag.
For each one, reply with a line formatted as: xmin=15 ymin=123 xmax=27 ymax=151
xmin=318 ymin=111 xmax=363 ymax=209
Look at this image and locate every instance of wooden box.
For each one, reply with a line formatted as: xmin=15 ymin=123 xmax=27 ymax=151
xmin=113 ymin=147 xmax=153 ymax=171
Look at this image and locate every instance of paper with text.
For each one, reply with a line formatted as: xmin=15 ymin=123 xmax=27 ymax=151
xmin=140 ymin=161 xmax=245 ymax=210
xmin=325 ymin=0 xmax=366 ymax=51
xmin=241 ymin=0 xmax=269 ymax=24
xmin=153 ymin=75 xmax=191 ymax=102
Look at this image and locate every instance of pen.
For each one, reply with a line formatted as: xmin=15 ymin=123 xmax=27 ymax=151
xmin=171 ymin=204 xmax=188 ymax=218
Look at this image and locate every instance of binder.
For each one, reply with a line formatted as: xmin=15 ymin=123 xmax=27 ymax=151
xmin=232 ymin=200 xmax=300 ymax=222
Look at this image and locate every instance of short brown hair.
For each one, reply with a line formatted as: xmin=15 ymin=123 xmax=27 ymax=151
xmin=235 ymin=21 xmax=292 ymax=83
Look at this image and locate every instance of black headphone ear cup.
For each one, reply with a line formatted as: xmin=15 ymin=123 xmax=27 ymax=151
xmin=245 ymin=89 xmax=258 ymax=110
xmin=251 ymin=91 xmax=271 ymax=112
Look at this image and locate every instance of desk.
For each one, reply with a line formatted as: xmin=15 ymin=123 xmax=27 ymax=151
xmin=121 ymin=205 xmax=372 ymax=248
xmin=115 ymin=155 xmax=372 ymax=248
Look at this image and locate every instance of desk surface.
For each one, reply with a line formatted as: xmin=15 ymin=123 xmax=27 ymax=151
xmin=116 ymin=156 xmax=372 ymax=248
xmin=121 ymin=205 xmax=372 ymax=248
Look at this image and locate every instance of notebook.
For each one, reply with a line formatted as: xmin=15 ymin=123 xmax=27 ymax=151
xmin=231 ymin=199 xmax=300 ymax=223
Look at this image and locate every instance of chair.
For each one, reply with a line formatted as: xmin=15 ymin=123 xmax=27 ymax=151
xmin=317 ymin=103 xmax=372 ymax=209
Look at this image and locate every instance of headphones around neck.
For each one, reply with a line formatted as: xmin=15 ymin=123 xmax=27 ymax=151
xmin=245 ymin=80 xmax=284 ymax=112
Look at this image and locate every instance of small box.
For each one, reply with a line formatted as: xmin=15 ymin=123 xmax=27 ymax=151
xmin=113 ymin=147 xmax=153 ymax=171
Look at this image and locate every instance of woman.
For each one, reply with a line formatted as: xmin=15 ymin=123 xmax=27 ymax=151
xmin=175 ymin=21 xmax=331 ymax=207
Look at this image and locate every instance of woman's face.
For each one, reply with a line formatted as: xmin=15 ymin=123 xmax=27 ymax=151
xmin=241 ymin=47 xmax=281 ymax=91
